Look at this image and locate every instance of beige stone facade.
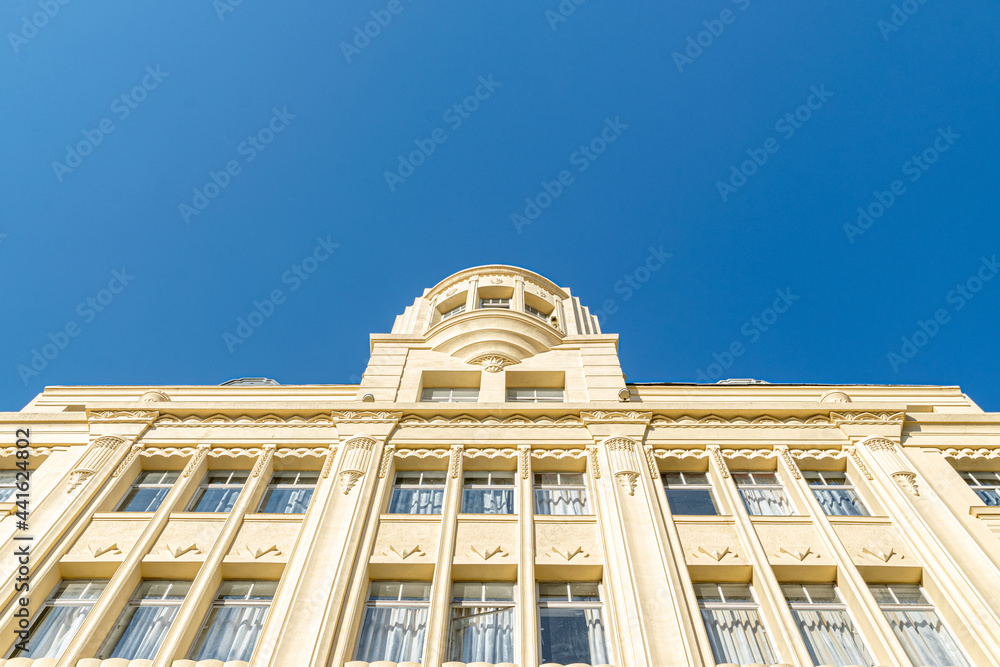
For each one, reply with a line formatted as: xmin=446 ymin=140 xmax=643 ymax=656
xmin=1 ymin=264 xmax=999 ymax=667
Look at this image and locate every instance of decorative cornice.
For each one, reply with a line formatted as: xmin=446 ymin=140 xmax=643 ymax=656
xmin=581 ymin=410 xmax=652 ymax=424
xmin=330 ymin=410 xmax=402 ymax=424
xmin=942 ymin=447 xmax=1000 ymax=460
xmin=155 ymin=414 xmax=334 ymax=427
xmin=862 ymin=437 xmax=900 ymax=453
xmin=468 ymin=354 xmax=518 ymax=373
xmin=651 ymin=414 xmax=834 ymax=428
xmin=652 ymin=448 xmax=707 ymax=460
xmin=464 ymin=447 xmax=517 ymax=459
xmin=88 ymin=410 xmax=158 ymax=424
xmin=399 ymin=414 xmax=582 ymax=428
xmin=604 ymin=437 xmax=637 ymax=452
xmin=831 ymin=411 xmax=905 ymax=425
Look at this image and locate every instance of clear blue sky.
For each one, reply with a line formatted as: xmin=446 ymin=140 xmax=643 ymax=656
xmin=2 ymin=1 xmax=998 ymax=411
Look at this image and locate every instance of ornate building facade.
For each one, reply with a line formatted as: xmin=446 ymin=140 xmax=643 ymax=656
xmin=1 ymin=264 xmax=999 ymax=667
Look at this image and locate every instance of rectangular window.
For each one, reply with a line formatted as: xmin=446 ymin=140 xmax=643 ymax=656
xmin=960 ymin=471 xmax=1000 ymax=506
xmin=188 ymin=580 xmax=275 ymax=662
xmin=507 ymin=387 xmax=565 ymax=403
xmin=525 ymin=304 xmax=548 ymax=320
xmin=98 ymin=581 xmax=190 ymax=660
xmin=256 ymin=470 xmax=317 ymax=514
xmin=662 ymin=471 xmax=719 ymax=515
xmin=537 ymin=582 xmax=609 ymax=665
xmin=534 ymin=472 xmax=590 ymax=516
xmin=186 ymin=471 xmax=247 ymax=513
xmin=479 ymin=297 xmax=510 ymax=309
xmin=0 ymin=470 xmax=19 ymax=501
xmin=355 ymin=581 xmax=431 ymax=662
xmin=10 ymin=580 xmax=108 ymax=659
xmin=115 ymin=471 xmax=179 ymax=512
xmin=870 ymin=584 xmax=971 ymax=667
xmin=782 ymin=584 xmax=873 ymax=666
xmin=389 ymin=471 xmax=446 ymax=514
xmin=804 ymin=470 xmax=870 ymax=516
xmin=695 ymin=583 xmax=777 ymax=665
xmin=420 ymin=387 xmax=480 ymax=403
xmin=448 ymin=582 xmax=515 ymax=662
xmin=733 ymin=471 xmax=795 ymax=516
xmin=462 ymin=471 xmax=514 ymax=514
xmin=441 ymin=303 xmax=466 ymax=320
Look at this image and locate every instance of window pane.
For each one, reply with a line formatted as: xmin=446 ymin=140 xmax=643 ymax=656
xmin=693 ymin=583 xmax=723 ymax=602
xmin=538 ymin=583 xmax=569 ymax=601
xmin=718 ymin=583 xmax=754 ymax=602
xmin=813 ymin=488 xmax=869 ymax=516
xmin=740 ymin=488 xmax=795 ymax=516
xmin=701 ymin=608 xmax=777 ymax=665
xmin=539 ymin=607 xmax=610 ymax=664
xmin=884 ymin=610 xmax=970 ymax=667
xmin=887 ymin=585 xmax=927 ymax=605
xmin=450 ymin=388 xmax=479 ymax=401
xmin=399 ymin=582 xmax=432 ymax=600
xmin=118 ymin=487 xmax=170 ymax=512
xmin=189 ymin=605 xmax=269 ymax=661
xmin=569 ymin=583 xmax=600 ymax=601
xmin=448 ymin=607 xmax=514 ymax=662
xmin=139 ymin=580 xmax=191 ymax=600
xmin=389 ymin=487 xmax=444 ymax=514
xmin=452 ymin=582 xmax=485 ymax=601
xmin=793 ymin=608 xmax=873 ymax=667
xmin=259 ymin=487 xmax=314 ymax=514
xmin=189 ymin=487 xmax=241 ymax=512
xmin=534 ymin=489 xmax=589 ymax=515
xmin=370 ymin=581 xmax=402 ymax=600
xmin=13 ymin=605 xmax=93 ymax=658
xmin=462 ymin=488 xmax=514 ymax=514
xmin=57 ymin=580 xmax=108 ymax=600
xmin=803 ymin=585 xmax=839 ymax=603
xmin=781 ymin=584 xmax=810 ymax=602
xmin=665 ymin=488 xmax=719 ymax=515
xmin=974 ymin=488 xmax=1000 ymax=506
xmin=484 ymin=583 xmax=515 ymax=601
xmin=102 ymin=605 xmax=179 ymax=660
xmin=355 ymin=607 xmax=428 ymax=661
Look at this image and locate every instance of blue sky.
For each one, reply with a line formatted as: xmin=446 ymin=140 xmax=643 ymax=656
xmin=2 ymin=1 xmax=998 ymax=411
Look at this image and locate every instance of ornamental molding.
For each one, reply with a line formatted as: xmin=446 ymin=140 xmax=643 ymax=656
xmin=707 ymin=446 xmax=730 ymax=479
xmin=449 ymin=445 xmax=463 ymax=478
xmin=182 ymin=445 xmax=211 ymax=477
xmin=399 ymin=414 xmax=582 ymax=428
xmin=467 ymin=545 xmax=509 ymax=560
xmin=468 ymin=354 xmax=518 ymax=373
xmin=775 ymin=446 xmax=802 ymax=480
xmin=581 ymin=410 xmax=652 ymax=424
xmin=844 ymin=447 xmax=874 ymax=480
xmin=696 ymin=546 xmax=734 ymax=562
xmin=544 ymin=545 xmax=589 ymax=561
xmin=642 ymin=446 xmax=659 ymax=478
xmin=330 ymin=410 xmax=402 ymax=424
xmin=519 ymin=446 xmax=531 ymax=479
xmin=67 ymin=435 xmax=127 ymax=492
xmin=860 ymin=546 xmax=900 ymax=563
xmin=384 ymin=544 xmax=426 ymax=559
xmin=377 ymin=445 xmax=395 ymax=478
xmin=615 ymin=472 xmax=639 ymax=496
xmin=651 ymin=414 xmax=834 ymax=428
xmin=942 ymin=447 xmax=1000 ymax=460
xmin=719 ymin=448 xmax=778 ymax=460
xmin=251 ymin=445 xmax=276 ymax=477
xmin=777 ymin=546 xmax=816 ymax=561
xmin=112 ymin=444 xmax=143 ymax=477
xmin=604 ymin=437 xmax=637 ymax=453
xmin=892 ymin=472 xmax=920 ymax=496
xmin=88 ymin=410 xmax=158 ymax=423
xmin=464 ymin=447 xmax=518 ymax=459
xmin=530 ymin=448 xmax=588 ymax=461
xmin=0 ymin=446 xmax=53 ymax=457
xmin=245 ymin=544 xmax=281 ymax=559
xmin=830 ymin=411 xmax=905 ymax=425
xmin=652 ymin=449 xmax=708 ymax=460
xmin=394 ymin=448 xmax=451 ymax=460
xmin=587 ymin=447 xmax=602 ymax=479
xmin=862 ymin=437 xmax=900 ymax=453
xmin=154 ymin=414 xmax=334 ymax=427
xmin=339 ymin=471 xmax=363 ymax=495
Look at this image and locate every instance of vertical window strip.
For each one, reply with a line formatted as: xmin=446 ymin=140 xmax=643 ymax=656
xmin=804 ymin=470 xmax=870 ymax=516
xmin=870 ymin=585 xmax=971 ymax=667
xmin=533 ymin=472 xmax=590 ymax=516
xmin=10 ymin=580 xmax=109 ymax=659
xmin=662 ymin=471 xmax=719 ymax=515
xmin=960 ymin=470 xmax=1000 ymax=506
xmin=783 ymin=584 xmax=874 ymax=666
xmin=186 ymin=470 xmax=248 ymax=513
xmin=98 ymin=581 xmax=190 ymax=660
xmin=696 ymin=583 xmax=777 ymax=666
xmin=461 ymin=471 xmax=515 ymax=514
xmin=257 ymin=470 xmax=318 ymax=514
xmin=188 ymin=581 xmax=275 ymax=662
xmin=447 ymin=582 xmax=515 ymax=662
xmin=389 ymin=471 xmax=446 ymax=514
xmin=355 ymin=581 xmax=431 ymax=663
xmin=733 ymin=471 xmax=796 ymax=516
xmin=537 ymin=582 xmax=609 ymax=665
xmin=116 ymin=470 xmax=180 ymax=512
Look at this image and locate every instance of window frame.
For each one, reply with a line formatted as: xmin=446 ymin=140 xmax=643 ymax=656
xmin=479 ymin=297 xmax=511 ymax=309
xmin=185 ymin=470 xmax=248 ymax=513
xmin=441 ymin=303 xmax=467 ymax=320
xmin=695 ymin=582 xmax=778 ymax=666
xmin=461 ymin=471 xmax=515 ymax=515
xmin=661 ymin=471 xmax=720 ymax=516
xmin=388 ymin=470 xmax=447 ymax=515
xmin=8 ymin=579 xmax=109 ymax=659
xmin=97 ymin=580 xmax=190 ymax=660
xmin=355 ymin=581 xmax=432 ymax=662
xmin=255 ymin=470 xmax=318 ymax=514
xmin=420 ymin=387 xmax=480 ymax=403
xmin=782 ymin=583 xmax=874 ymax=666
xmin=506 ymin=387 xmax=565 ymax=403
xmin=732 ymin=470 xmax=797 ymax=516
xmin=533 ymin=472 xmax=591 ymax=516
xmin=524 ymin=304 xmax=549 ymax=320
xmin=803 ymin=469 xmax=871 ymax=516
xmin=536 ymin=582 xmax=609 ymax=665
xmin=115 ymin=470 xmax=180 ymax=512
xmin=0 ymin=470 xmax=19 ymax=502
xmin=187 ymin=580 xmax=275 ymax=662
xmin=870 ymin=584 xmax=972 ymax=667
xmin=960 ymin=470 xmax=1000 ymax=505
xmin=447 ymin=582 xmax=516 ymax=662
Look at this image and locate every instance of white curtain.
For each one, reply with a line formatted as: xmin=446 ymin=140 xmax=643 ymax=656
xmin=539 ymin=608 xmax=610 ymax=664
xmin=194 ymin=487 xmax=241 ymax=512
xmin=535 ymin=489 xmax=588 ymax=515
xmin=793 ymin=609 xmax=873 ymax=666
xmin=109 ymin=606 xmax=178 ymax=659
xmin=448 ymin=607 xmax=514 ymax=662
xmin=739 ymin=488 xmax=794 ymax=515
xmin=264 ymin=487 xmax=314 ymax=513
xmin=974 ymin=488 xmax=1000 ymax=506
xmin=702 ymin=608 xmax=777 ymax=665
xmin=389 ymin=488 xmax=443 ymax=514
xmin=356 ymin=606 xmax=428 ymax=662
xmin=884 ymin=610 xmax=971 ymax=667
xmin=462 ymin=489 xmax=514 ymax=514
xmin=191 ymin=605 xmax=268 ymax=661
xmin=16 ymin=605 xmax=91 ymax=658
xmin=812 ymin=489 xmax=867 ymax=516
